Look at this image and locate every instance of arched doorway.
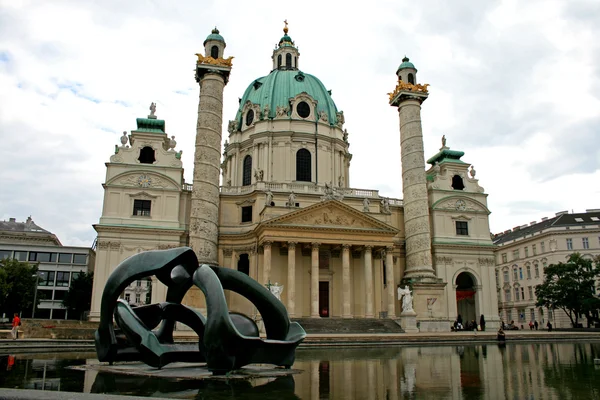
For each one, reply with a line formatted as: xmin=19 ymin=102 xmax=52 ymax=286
xmin=456 ymin=272 xmax=477 ymax=326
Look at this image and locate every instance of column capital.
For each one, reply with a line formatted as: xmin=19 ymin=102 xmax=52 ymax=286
xmin=386 ymin=245 xmax=394 ymax=252
xmin=364 ymin=245 xmax=373 ymax=252
xmin=288 ymin=241 xmax=297 ymax=249
xmin=342 ymin=243 xmax=351 ymax=250
xmin=311 ymin=242 xmax=320 ymax=250
xmin=263 ymin=241 xmax=272 ymax=249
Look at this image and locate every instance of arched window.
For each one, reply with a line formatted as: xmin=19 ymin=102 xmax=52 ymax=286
xmin=286 ymin=53 xmax=292 ymax=69
xmin=452 ymin=175 xmax=465 ymax=190
xmin=296 ymin=149 xmax=311 ymax=182
xmin=237 ymin=254 xmax=250 ymax=275
xmin=242 ymin=155 xmax=252 ymax=186
xmin=138 ymin=146 xmax=155 ymax=164
xmin=211 ymin=45 xmax=219 ymax=59
xmin=294 ymin=56 xmax=297 ymax=67
xmin=408 ymin=73 xmax=415 ymax=84
xmin=277 ymin=54 xmax=282 ymax=68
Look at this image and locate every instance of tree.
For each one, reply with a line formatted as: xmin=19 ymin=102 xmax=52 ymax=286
xmin=0 ymin=258 xmax=38 ymax=318
xmin=62 ymin=272 xmax=93 ymax=320
xmin=535 ymin=253 xmax=600 ymax=327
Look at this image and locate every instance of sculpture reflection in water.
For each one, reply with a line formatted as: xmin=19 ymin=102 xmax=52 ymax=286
xmin=94 ymin=247 xmax=306 ymax=375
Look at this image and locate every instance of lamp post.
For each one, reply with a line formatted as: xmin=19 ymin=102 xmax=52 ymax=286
xmin=31 ymin=274 xmax=40 ymax=318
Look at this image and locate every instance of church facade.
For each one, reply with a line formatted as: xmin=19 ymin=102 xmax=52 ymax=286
xmin=89 ymin=26 xmax=499 ymax=332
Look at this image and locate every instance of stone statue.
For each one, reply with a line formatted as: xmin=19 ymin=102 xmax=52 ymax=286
xmin=228 ymin=120 xmax=237 ymax=134
xmin=168 ymin=135 xmax=177 ymax=151
xmin=287 ymin=192 xmax=296 ymax=207
xmin=263 ymin=104 xmax=270 ymax=119
xmin=120 ymin=131 xmax=128 ymax=147
xmin=469 ymin=165 xmax=476 ymax=178
xmin=380 ymin=197 xmax=391 ymax=214
xmin=149 ymin=102 xmax=156 ymax=116
xmin=338 ymin=175 xmax=343 ymax=187
xmin=226 ymin=178 xmax=232 ymax=186
xmin=276 ymin=106 xmax=288 ymax=117
xmin=342 ymin=129 xmax=348 ymax=143
xmin=269 ymin=282 xmax=284 ymax=301
xmin=441 ymin=134 xmax=446 ymax=147
xmin=336 ymin=111 xmax=345 ymax=128
xmin=319 ymin=111 xmax=328 ymax=122
xmin=265 ymin=190 xmax=273 ymax=206
xmin=362 ymin=197 xmax=370 ymax=212
xmin=397 ymin=285 xmax=414 ymax=313
xmin=254 ymin=168 xmax=264 ymax=182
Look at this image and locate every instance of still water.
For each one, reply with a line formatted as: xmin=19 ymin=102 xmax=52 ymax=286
xmin=1 ymin=343 xmax=600 ymax=399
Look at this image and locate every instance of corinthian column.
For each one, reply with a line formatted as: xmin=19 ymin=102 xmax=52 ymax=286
xmin=311 ymin=242 xmax=320 ymax=318
xmin=342 ymin=244 xmax=352 ymax=318
xmin=263 ymin=241 xmax=272 ymax=284
xmin=386 ymin=247 xmax=396 ymax=317
xmin=190 ymin=51 xmax=232 ymax=265
xmin=364 ymin=245 xmax=374 ymax=318
xmin=389 ymin=81 xmax=437 ymax=282
xmin=287 ymin=242 xmax=297 ymax=317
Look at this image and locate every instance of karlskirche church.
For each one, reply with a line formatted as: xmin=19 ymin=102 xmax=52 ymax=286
xmin=89 ymin=25 xmax=499 ymax=332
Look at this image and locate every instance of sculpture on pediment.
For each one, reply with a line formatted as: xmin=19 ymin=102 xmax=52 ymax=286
xmin=265 ymin=190 xmax=273 ymax=206
xmin=441 ymin=134 xmax=446 ymax=147
xmin=120 ymin=131 xmax=129 ymax=147
xmin=380 ymin=197 xmax=391 ymax=214
xmin=254 ymin=168 xmax=264 ymax=182
xmin=363 ymin=197 xmax=370 ymax=212
xmin=287 ymin=192 xmax=296 ymax=207
xmin=276 ymin=106 xmax=288 ymax=118
xmin=336 ymin=111 xmax=345 ymax=128
xmin=342 ymin=129 xmax=348 ymax=143
xmin=227 ymin=120 xmax=237 ymax=134
xmin=263 ymin=104 xmax=270 ymax=119
xmin=149 ymin=102 xmax=156 ymax=117
xmin=469 ymin=165 xmax=476 ymax=178
xmin=318 ymin=111 xmax=328 ymax=122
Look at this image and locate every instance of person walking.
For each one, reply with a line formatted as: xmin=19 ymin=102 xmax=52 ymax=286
xmin=534 ymin=320 xmax=539 ymax=330
xmin=547 ymin=321 xmax=553 ymax=332
xmin=479 ymin=315 xmax=486 ymax=332
xmin=11 ymin=313 xmax=21 ymax=340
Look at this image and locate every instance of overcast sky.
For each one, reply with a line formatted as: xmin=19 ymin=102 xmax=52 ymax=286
xmin=1 ymin=0 xmax=598 ymax=247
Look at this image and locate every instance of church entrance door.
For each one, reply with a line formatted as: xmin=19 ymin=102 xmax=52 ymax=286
xmin=455 ymin=272 xmax=477 ymax=327
xmin=319 ymin=281 xmax=329 ymax=318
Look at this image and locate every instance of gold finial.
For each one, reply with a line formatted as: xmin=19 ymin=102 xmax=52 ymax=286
xmin=283 ymin=19 xmax=288 ymax=34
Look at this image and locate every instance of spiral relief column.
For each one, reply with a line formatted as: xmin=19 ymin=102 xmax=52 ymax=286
xmin=190 ymin=29 xmax=232 ymax=265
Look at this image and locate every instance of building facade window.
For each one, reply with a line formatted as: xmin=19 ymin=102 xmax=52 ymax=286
xmin=503 ymin=270 xmax=509 ymax=283
xmin=56 ymin=271 xmax=70 ymax=287
xmin=513 ymin=249 xmax=520 ymax=260
xmin=514 ymin=287 xmax=520 ymax=301
xmin=242 ymin=155 xmax=252 ymax=186
xmin=532 ymin=244 xmax=537 ymax=255
xmin=528 ymin=286 xmax=533 ymax=300
xmin=241 ymin=206 xmax=253 ymax=223
xmin=38 ymin=271 xmax=55 ymax=286
xmin=286 ymin=53 xmax=292 ymax=69
xmin=133 ymin=199 xmax=151 ymax=216
xmin=504 ymin=289 xmax=511 ymax=302
xmin=73 ymin=254 xmax=87 ymax=264
xmin=525 ymin=247 xmax=529 ymax=257
xmin=125 ymin=293 xmax=130 ymax=302
xmin=455 ymin=221 xmax=468 ymax=235
xmin=138 ymin=146 xmax=156 ymax=164
xmin=296 ymin=149 xmax=312 ymax=182
xmin=582 ymin=237 xmax=589 ymax=249
xmin=13 ymin=251 xmax=27 ymax=261
xmin=451 ymin=175 xmax=465 ymax=190
xmin=526 ymin=265 xmax=531 ymax=279
xmin=534 ymin=264 xmax=540 ymax=278
xmin=519 ymin=267 xmax=523 ymax=280
xmin=211 ymin=45 xmax=219 ymax=59
xmin=520 ymin=287 xmax=525 ymax=300
xmin=541 ymin=241 xmax=545 ymax=253
xmin=136 ymin=293 xmax=141 ymax=304
xmin=566 ymin=238 xmax=573 ymax=250
xmin=502 ymin=253 xmax=507 ymax=263
xmin=513 ymin=268 xmax=518 ymax=281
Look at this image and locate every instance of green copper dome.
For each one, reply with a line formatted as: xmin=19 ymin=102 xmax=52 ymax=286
xmin=235 ymin=69 xmax=339 ymax=128
xmin=396 ymin=56 xmax=416 ymax=73
xmin=204 ymin=28 xmax=225 ymax=46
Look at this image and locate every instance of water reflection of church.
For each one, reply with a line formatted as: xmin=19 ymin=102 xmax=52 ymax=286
xmin=89 ymin=24 xmax=499 ymax=331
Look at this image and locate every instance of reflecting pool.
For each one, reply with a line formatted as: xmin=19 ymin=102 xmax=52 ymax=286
xmin=1 ymin=342 xmax=600 ymax=399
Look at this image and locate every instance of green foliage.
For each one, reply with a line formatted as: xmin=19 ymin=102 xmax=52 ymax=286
xmin=535 ymin=253 xmax=600 ymax=327
xmin=0 ymin=258 xmax=38 ymax=318
xmin=62 ymin=272 xmax=93 ymax=320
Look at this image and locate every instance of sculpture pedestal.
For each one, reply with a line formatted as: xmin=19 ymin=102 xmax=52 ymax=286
xmin=399 ymin=311 xmax=419 ymax=333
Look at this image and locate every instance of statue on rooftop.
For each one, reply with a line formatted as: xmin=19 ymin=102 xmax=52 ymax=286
xmin=149 ymin=102 xmax=156 ymax=117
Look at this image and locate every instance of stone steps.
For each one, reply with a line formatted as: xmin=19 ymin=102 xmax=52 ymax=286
xmin=292 ymin=318 xmax=404 ymax=334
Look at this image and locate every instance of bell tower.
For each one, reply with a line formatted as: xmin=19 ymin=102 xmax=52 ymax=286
xmin=189 ymin=28 xmax=233 ymax=265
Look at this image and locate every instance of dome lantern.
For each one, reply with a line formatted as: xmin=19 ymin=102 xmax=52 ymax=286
xmin=272 ymin=20 xmax=300 ymax=71
xmin=204 ymin=27 xmax=226 ymax=59
xmin=396 ymin=56 xmax=418 ymax=84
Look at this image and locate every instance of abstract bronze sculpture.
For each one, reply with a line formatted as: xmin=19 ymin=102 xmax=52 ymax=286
xmin=95 ymin=247 xmax=305 ymax=374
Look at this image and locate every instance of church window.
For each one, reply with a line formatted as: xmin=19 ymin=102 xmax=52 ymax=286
xmin=245 ymin=109 xmax=254 ymax=126
xmin=238 ymin=253 xmax=250 ymax=276
xmin=297 ymin=101 xmax=311 ymax=118
xmin=241 ymin=206 xmax=252 ymax=223
xmin=211 ymin=45 xmax=219 ymax=59
xmin=455 ymin=221 xmax=468 ymax=235
xmin=286 ymin=53 xmax=292 ymax=69
xmin=296 ymin=149 xmax=311 ymax=182
xmin=534 ymin=264 xmax=539 ymax=278
xmin=277 ymin=54 xmax=282 ymax=68
xmin=408 ymin=73 xmax=415 ymax=84
xmin=242 ymin=155 xmax=252 ymax=186
xmin=503 ymin=270 xmax=509 ymax=283
xmin=526 ymin=265 xmax=531 ymax=279
xmin=504 ymin=289 xmax=511 ymax=302
xmin=451 ymin=175 xmax=465 ymax=190
xmin=513 ymin=268 xmax=518 ymax=281
xmin=133 ymin=199 xmax=151 ymax=216
xmin=138 ymin=146 xmax=156 ymax=164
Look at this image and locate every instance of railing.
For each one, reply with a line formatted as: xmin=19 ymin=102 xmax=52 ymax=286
xmin=185 ymin=182 xmax=403 ymax=205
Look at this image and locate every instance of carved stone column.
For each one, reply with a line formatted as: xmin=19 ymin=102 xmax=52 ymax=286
xmin=389 ymin=86 xmax=438 ymax=282
xmin=287 ymin=242 xmax=297 ymax=318
xmin=386 ymin=247 xmax=396 ymax=318
xmin=311 ymin=242 xmax=320 ymax=318
xmin=263 ymin=241 xmax=272 ymax=284
xmin=364 ymin=245 xmax=374 ymax=318
xmin=229 ymin=249 xmax=237 ymax=270
xmin=342 ymin=244 xmax=352 ymax=318
xmin=190 ymin=63 xmax=231 ymax=265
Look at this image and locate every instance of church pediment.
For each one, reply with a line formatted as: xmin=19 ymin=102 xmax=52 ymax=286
xmin=107 ymin=171 xmax=180 ymax=190
xmin=261 ymin=200 xmax=398 ymax=233
xmin=432 ymin=196 xmax=490 ymax=214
